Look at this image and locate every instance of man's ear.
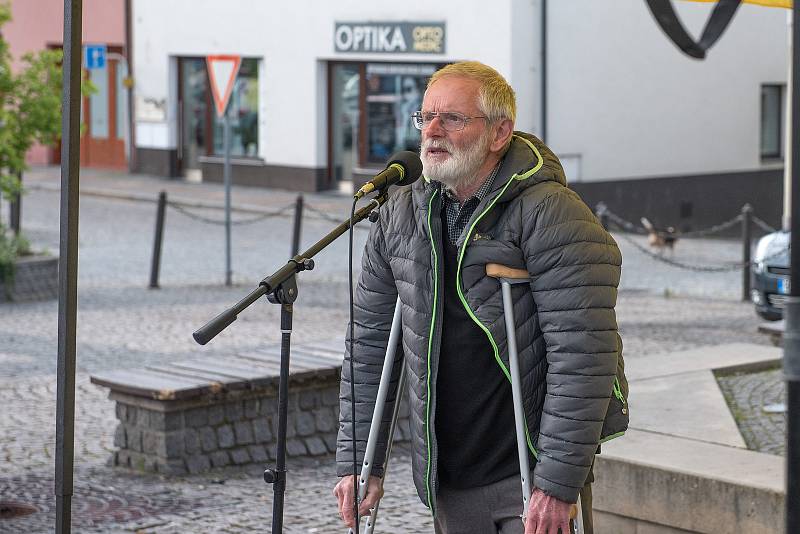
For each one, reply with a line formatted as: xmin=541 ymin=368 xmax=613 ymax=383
xmin=490 ymin=118 xmax=514 ymax=153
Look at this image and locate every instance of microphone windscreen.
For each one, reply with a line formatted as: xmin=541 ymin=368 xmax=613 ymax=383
xmin=387 ymin=151 xmax=423 ymax=186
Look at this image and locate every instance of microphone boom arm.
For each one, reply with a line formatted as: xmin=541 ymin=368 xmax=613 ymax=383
xmin=193 ymin=192 xmax=388 ymax=345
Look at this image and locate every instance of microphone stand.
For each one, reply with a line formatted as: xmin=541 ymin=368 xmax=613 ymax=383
xmin=193 ymin=190 xmax=389 ymax=534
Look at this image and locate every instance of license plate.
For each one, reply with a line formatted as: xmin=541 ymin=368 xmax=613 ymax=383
xmin=779 ymin=277 xmax=791 ymax=295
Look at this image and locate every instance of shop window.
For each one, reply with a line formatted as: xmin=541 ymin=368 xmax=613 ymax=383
xmin=179 ymin=56 xmax=260 ymax=175
xmin=212 ymin=58 xmax=260 ymax=157
xmin=329 ymin=62 xmax=440 ymax=182
xmin=760 ymin=84 xmax=783 ymax=160
xmin=365 ymin=63 xmax=433 ymax=163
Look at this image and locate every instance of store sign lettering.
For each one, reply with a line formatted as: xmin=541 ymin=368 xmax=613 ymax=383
xmin=335 ymin=22 xmax=446 ymax=54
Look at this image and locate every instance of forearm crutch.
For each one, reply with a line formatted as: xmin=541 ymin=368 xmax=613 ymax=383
xmin=487 ymin=264 xmax=584 ymax=534
xmin=348 ymin=298 xmax=406 ymax=534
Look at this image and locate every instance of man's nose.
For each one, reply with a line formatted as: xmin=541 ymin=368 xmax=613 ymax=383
xmin=425 ymin=115 xmax=446 ymax=137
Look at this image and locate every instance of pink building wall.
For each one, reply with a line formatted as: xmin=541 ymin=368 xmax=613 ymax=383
xmin=4 ymin=0 xmax=126 ymax=164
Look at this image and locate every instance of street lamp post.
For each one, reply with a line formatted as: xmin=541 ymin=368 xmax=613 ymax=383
xmin=786 ymin=4 xmax=800 ymax=533
xmin=56 ymin=0 xmax=83 ymax=532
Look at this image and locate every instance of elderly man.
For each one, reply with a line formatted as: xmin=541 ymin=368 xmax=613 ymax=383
xmin=333 ymin=61 xmax=628 ymax=534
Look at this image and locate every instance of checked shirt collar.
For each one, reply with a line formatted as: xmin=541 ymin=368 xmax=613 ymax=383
xmin=441 ymin=161 xmax=502 ymax=245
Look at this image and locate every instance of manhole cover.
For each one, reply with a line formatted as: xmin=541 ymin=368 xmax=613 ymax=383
xmin=0 ymin=501 xmax=38 ymax=519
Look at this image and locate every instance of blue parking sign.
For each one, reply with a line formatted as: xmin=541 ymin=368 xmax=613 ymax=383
xmin=84 ymin=44 xmax=107 ymax=69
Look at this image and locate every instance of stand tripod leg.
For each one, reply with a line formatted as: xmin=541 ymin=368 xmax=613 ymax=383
xmin=348 ymin=298 xmax=403 ymax=534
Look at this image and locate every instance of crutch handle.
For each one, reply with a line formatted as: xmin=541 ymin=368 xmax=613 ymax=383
xmin=486 ymin=263 xmax=529 ymax=280
xmin=569 ymin=504 xmax=578 ymax=519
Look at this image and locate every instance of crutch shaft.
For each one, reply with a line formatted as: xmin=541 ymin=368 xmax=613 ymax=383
xmin=348 ymin=298 xmax=403 ymax=534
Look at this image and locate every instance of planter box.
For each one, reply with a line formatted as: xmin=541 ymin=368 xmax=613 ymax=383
xmin=0 ymin=255 xmax=59 ymax=302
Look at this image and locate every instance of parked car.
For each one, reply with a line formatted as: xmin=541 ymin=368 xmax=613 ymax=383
xmin=751 ymin=230 xmax=790 ymax=321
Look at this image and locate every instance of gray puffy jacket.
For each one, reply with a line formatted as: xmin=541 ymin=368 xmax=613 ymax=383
xmin=337 ymin=132 xmax=628 ymax=509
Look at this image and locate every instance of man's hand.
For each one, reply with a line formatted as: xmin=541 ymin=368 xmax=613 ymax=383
xmin=524 ymin=488 xmax=572 ymax=534
xmin=332 ymin=474 xmax=384 ymax=528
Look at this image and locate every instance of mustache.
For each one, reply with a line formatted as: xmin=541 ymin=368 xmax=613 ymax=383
xmin=422 ymin=139 xmax=454 ymax=152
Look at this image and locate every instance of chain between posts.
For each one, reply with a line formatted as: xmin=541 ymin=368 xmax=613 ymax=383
xmin=607 ymin=221 xmax=788 ymax=273
xmin=168 ymin=202 xmax=295 ymax=226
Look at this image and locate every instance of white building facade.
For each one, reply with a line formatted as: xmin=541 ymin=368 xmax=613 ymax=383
xmin=131 ymin=0 xmax=788 ymax=229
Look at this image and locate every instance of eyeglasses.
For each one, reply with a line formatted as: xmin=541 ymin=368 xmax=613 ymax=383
xmin=411 ymin=111 xmax=488 ymax=132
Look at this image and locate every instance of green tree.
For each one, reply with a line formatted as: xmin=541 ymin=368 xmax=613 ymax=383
xmin=0 ymin=1 xmax=91 ymax=279
xmin=0 ymin=2 xmax=65 ymax=201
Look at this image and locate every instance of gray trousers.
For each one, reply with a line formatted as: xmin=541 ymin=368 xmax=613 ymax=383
xmin=433 ymin=468 xmax=594 ymax=534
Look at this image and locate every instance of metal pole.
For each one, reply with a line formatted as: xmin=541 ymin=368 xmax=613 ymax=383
xmin=540 ymin=0 xmax=547 ymax=143
xmin=9 ymin=171 xmax=21 ymax=235
xmin=785 ymin=4 xmax=800 ymax=533
xmin=56 ymin=0 xmax=82 ymax=531
xmin=742 ymin=203 xmax=752 ymax=302
xmin=224 ymin=107 xmax=232 ymax=286
xmin=291 ymin=195 xmax=303 ymax=257
xmin=272 ymin=301 xmax=293 ymax=533
xmin=149 ymin=191 xmax=167 ymax=289
xmin=124 ymin=0 xmax=136 ymax=173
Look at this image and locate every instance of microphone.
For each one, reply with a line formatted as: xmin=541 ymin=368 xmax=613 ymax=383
xmin=354 ymin=151 xmax=423 ymax=200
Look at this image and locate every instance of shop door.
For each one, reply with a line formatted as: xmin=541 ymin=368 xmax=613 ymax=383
xmin=81 ymin=58 xmax=127 ymax=169
xmin=177 ymin=57 xmax=211 ymax=180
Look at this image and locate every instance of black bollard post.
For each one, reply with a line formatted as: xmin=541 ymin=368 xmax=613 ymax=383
xmin=742 ymin=204 xmax=752 ymax=302
xmin=149 ymin=191 xmax=167 ymax=289
xmin=291 ymin=195 xmax=304 ymax=257
xmin=9 ymin=171 xmax=21 ymax=235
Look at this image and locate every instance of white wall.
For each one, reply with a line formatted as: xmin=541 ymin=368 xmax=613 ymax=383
xmin=548 ymin=1 xmax=788 ymax=182
xmin=133 ymin=0 xmax=518 ymax=170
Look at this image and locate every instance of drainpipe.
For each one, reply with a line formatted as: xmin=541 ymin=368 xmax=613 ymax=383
xmin=785 ymin=10 xmax=792 ymax=232
xmin=125 ymin=0 xmax=136 ymax=173
xmin=541 ymin=0 xmax=548 ymax=143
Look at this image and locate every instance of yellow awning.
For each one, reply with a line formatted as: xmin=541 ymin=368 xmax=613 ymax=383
xmin=683 ymin=0 xmax=791 ymax=7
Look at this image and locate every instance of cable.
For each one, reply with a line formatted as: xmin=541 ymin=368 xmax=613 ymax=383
xmin=348 ymin=197 xmax=360 ymax=533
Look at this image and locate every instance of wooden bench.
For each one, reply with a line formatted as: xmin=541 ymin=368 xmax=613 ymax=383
xmin=91 ymin=342 xmax=410 ymax=475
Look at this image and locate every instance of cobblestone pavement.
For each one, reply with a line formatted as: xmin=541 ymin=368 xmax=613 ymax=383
xmin=0 ymin=168 xmax=780 ymax=532
xmin=717 ymin=367 xmax=786 ymax=456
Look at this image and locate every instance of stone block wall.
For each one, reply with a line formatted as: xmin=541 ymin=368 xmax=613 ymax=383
xmin=0 ymin=255 xmax=58 ymax=302
xmin=107 ymin=374 xmax=410 ymax=475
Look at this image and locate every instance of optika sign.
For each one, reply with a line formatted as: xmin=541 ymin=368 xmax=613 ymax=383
xmin=334 ymin=22 xmax=446 ymax=54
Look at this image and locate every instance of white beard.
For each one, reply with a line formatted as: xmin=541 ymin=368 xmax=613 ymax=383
xmin=421 ymin=130 xmax=493 ymax=193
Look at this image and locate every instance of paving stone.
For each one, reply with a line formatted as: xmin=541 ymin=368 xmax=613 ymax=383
xmin=208 ymin=405 xmax=225 ymax=426
xmin=184 ymin=428 xmax=201 ymax=454
xmin=225 ymin=401 xmax=244 ymax=423
xmin=217 ymin=425 xmax=235 ymax=449
xmin=323 ymin=434 xmax=338 ymax=454
xmin=305 ymin=436 xmax=328 ymax=456
xmin=313 ymin=407 xmax=336 ymax=433
xmin=322 ymin=388 xmax=340 ymax=407
xmin=253 ymin=417 xmax=273 ymax=443
xmin=286 ymin=439 xmax=308 ymax=457
xmin=113 ymin=425 xmax=127 ymax=448
xmin=185 ymin=407 xmax=208 ymax=428
xmin=149 ymin=410 xmax=183 ymax=431
xmin=199 ymin=427 xmax=217 ymax=452
xmin=243 ymin=399 xmax=259 ymax=419
xmin=248 ymin=444 xmax=269 ymax=463
xmin=234 ymin=421 xmax=255 ymax=445
xmin=230 ymin=447 xmax=251 ymax=465
xmin=299 ymin=390 xmax=320 ymax=410
xmin=295 ymin=412 xmax=316 ymax=437
xmin=186 ymin=454 xmax=211 ymax=474
xmin=210 ymin=451 xmax=231 ymax=468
